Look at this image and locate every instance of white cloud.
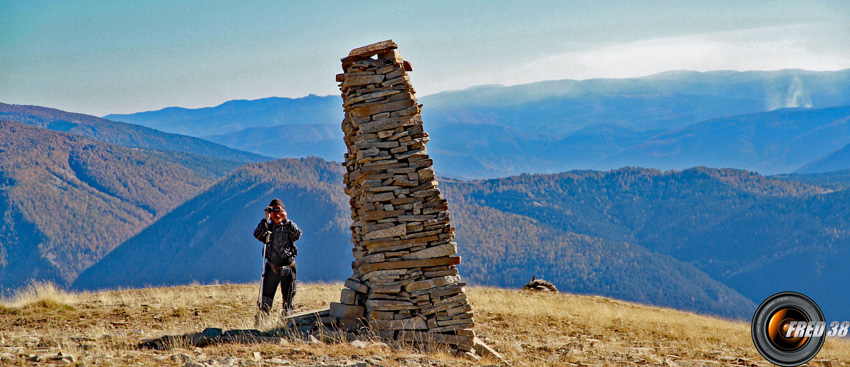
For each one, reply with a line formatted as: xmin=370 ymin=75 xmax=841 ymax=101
xmin=521 ymin=31 xmax=848 ymax=81
xmin=419 ymin=24 xmax=850 ymax=94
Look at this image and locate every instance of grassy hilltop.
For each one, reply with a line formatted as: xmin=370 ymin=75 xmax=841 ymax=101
xmin=2 ymin=282 xmax=849 ymax=366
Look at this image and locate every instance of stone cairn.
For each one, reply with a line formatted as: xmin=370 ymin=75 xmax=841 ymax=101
xmin=326 ymin=40 xmax=475 ymax=352
xmin=142 ymin=41 xmax=503 ymax=362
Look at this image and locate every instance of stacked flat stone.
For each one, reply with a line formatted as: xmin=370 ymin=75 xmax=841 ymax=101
xmin=329 ymin=40 xmax=475 ymax=352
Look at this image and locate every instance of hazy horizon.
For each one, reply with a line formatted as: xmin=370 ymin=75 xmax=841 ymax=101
xmin=2 ymin=1 xmax=849 ymax=116
xmin=96 ymin=67 xmax=849 ymax=117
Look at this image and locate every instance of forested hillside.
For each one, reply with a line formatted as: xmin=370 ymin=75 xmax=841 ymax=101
xmin=441 ymin=168 xmax=850 ymax=321
xmin=77 ymin=159 xmax=774 ymax=319
xmin=446 ymin=202 xmax=755 ymax=318
xmin=74 ymin=158 xmax=352 ymax=288
xmin=0 ymin=121 xmax=240 ymax=289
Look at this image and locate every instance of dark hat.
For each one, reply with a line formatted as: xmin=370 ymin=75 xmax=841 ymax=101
xmin=268 ymin=198 xmax=284 ymax=208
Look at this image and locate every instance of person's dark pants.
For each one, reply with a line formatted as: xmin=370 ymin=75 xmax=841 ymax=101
xmin=258 ymin=261 xmax=296 ymax=314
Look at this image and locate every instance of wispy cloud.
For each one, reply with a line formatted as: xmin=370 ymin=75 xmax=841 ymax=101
xmin=421 ymin=23 xmax=850 ymax=94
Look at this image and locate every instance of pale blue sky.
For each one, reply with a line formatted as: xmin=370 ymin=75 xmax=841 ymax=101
xmin=1 ymin=1 xmax=848 ymax=116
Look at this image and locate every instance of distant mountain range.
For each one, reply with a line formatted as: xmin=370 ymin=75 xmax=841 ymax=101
xmin=105 ymin=69 xmax=850 ymax=178
xmin=601 ymin=106 xmax=850 ymax=174
xmin=202 ymin=123 xmax=345 ymax=162
xmin=422 ymin=69 xmax=850 ymax=134
xmin=104 ymin=95 xmax=342 ymax=137
xmin=1 ymin=103 xmax=270 ymax=164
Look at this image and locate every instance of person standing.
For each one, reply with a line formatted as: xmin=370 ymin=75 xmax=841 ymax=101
xmin=253 ymin=198 xmax=302 ymax=321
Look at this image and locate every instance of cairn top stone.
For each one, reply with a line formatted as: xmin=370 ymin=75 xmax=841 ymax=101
xmin=343 ymin=39 xmax=398 ymax=60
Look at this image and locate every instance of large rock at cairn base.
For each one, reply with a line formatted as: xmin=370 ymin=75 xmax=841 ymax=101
xmin=330 ymin=40 xmax=475 ymax=351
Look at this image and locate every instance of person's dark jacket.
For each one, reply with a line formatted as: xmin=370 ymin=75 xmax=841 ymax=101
xmin=253 ymin=219 xmax=302 ymax=267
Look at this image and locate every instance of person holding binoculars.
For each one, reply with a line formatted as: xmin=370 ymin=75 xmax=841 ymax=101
xmin=252 ymin=198 xmax=302 ymax=323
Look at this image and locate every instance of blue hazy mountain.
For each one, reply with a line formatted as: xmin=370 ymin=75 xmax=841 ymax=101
xmin=102 ymin=69 xmax=850 ymax=178
xmin=426 ymin=122 xmax=562 ymax=178
xmin=201 ymin=123 xmax=345 ymax=162
xmin=541 ymin=124 xmax=668 ymax=168
xmin=426 ymin=122 xmax=670 ymax=178
xmin=420 ymin=69 xmax=850 ymax=135
xmin=600 ymin=106 xmax=850 ymax=174
xmin=105 ymin=95 xmax=343 ymax=137
xmin=0 ymin=102 xmax=269 ymax=164
xmin=796 ymin=142 xmax=850 ymax=174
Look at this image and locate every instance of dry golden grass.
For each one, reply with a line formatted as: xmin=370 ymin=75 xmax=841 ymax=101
xmin=1 ymin=280 xmax=76 ymax=309
xmin=1 ymin=282 xmax=848 ymax=366
xmin=472 ymin=288 xmax=850 ymax=366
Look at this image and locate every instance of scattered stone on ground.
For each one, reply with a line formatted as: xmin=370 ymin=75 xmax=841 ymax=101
xmin=522 ymin=278 xmax=559 ymax=293
xmin=140 ymin=309 xmax=509 ymax=365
